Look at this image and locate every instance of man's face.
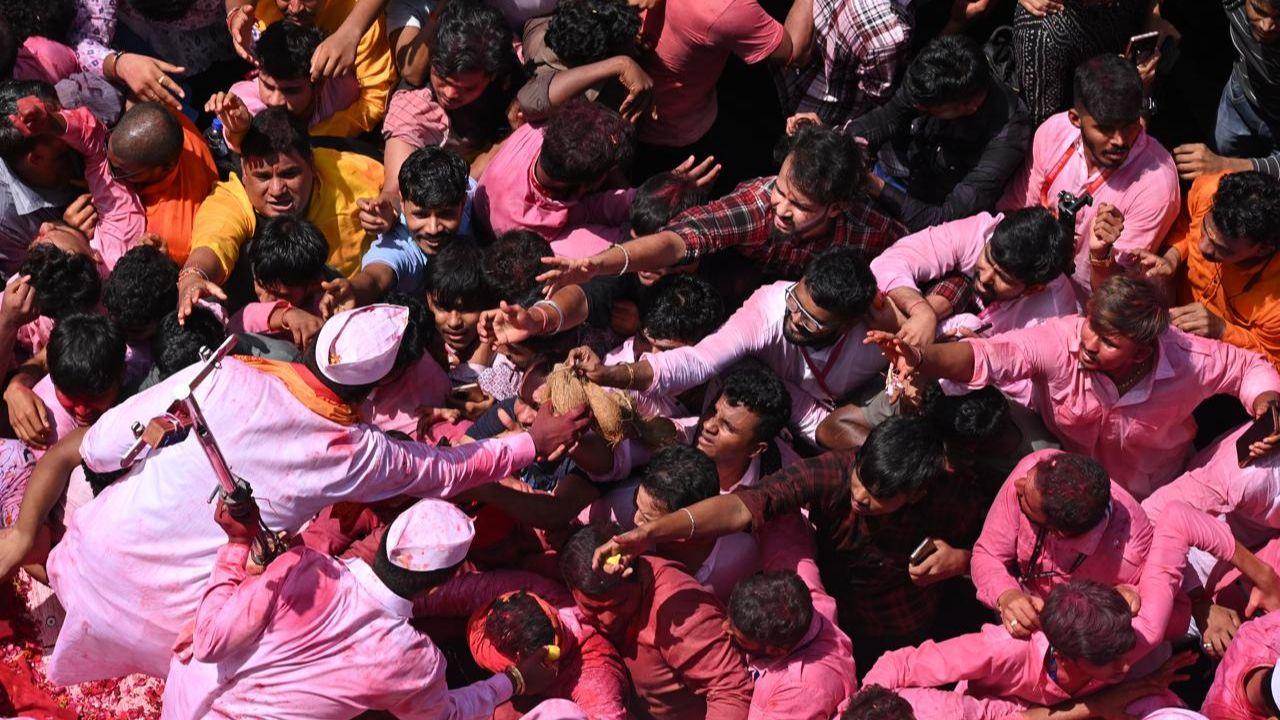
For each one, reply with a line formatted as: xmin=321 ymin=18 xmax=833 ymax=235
xmin=1246 ymin=0 xmax=1280 ymax=44
xmin=781 ymin=280 xmax=845 ymax=348
xmin=1077 ymin=319 xmax=1149 ymax=373
xmin=633 ymin=485 xmax=668 ymax=528
xmin=403 ymin=198 xmax=463 ymax=255
xmin=258 ymin=72 xmax=317 ymax=119
xmin=55 ymin=386 xmax=117 ymax=425
xmin=696 ymin=396 xmax=766 ymax=465
xmin=33 ymin=222 xmax=97 ymax=261
xmin=769 ymin=157 xmax=839 ymax=240
xmin=276 ymin=0 xmax=321 ymax=24
xmin=973 ymin=242 xmax=1031 ymax=304
xmin=1199 ymin=213 xmax=1271 ymax=266
xmin=106 ymin=138 xmax=174 ymax=190
xmin=1069 ymin=108 xmax=1141 ymax=170
xmin=428 ymin=293 xmax=481 ymax=354
xmin=241 ymin=151 xmax=315 ymax=217
xmin=254 ymin=278 xmax=315 ymax=307
xmin=1014 ymin=466 xmax=1051 ymax=528
xmin=430 ymin=69 xmax=494 ymax=111
xmin=849 ymin=471 xmax=911 ymax=517
xmin=16 ymin=136 xmax=76 ymax=189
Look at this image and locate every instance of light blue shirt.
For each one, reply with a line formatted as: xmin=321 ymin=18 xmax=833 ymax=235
xmin=360 ymin=178 xmax=475 ymax=295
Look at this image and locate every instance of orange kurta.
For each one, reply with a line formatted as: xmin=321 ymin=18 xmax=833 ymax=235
xmin=1167 ymin=171 xmax=1280 ymax=369
xmin=137 ymin=113 xmax=218 ymax=266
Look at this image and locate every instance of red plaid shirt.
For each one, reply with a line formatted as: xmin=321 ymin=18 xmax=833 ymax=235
xmin=736 ymin=450 xmax=984 ymax=643
xmin=665 ymin=176 xmax=973 ymax=307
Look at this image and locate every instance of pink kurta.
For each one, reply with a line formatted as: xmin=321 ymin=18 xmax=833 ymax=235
xmin=748 ymin=513 xmax=857 ymax=720
xmin=894 ymin=688 xmax=1031 ymax=720
xmin=970 ymin=449 xmax=1152 ymax=609
xmin=228 ymin=76 xmax=360 ymax=132
xmin=472 ymin=123 xmax=635 ymax=241
xmin=869 ymin=211 xmax=1080 ymax=335
xmin=14 ymin=37 xmax=81 ymax=84
xmin=361 ymin=353 xmax=453 ymax=438
xmin=645 ymin=281 xmax=887 ymax=444
xmin=864 ymin=501 xmax=1235 ymax=710
xmin=46 ymin=357 xmax=536 ymax=682
xmin=58 ymin=107 xmax=145 ymax=270
xmin=162 ymin=543 xmax=513 ymax=719
xmin=966 ymin=316 xmax=1280 ymax=498
xmin=997 ymin=112 xmax=1180 ymax=291
xmin=1201 ymin=610 xmax=1280 ymax=720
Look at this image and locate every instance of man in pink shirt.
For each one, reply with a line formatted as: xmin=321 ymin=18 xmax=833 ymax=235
xmin=865 ymin=501 xmax=1280 ymax=714
xmin=869 ymin=275 xmax=1280 ymax=498
xmin=0 ymin=305 xmax=588 ymax=683
xmin=998 ymin=54 xmax=1179 ymax=293
xmin=1202 ymin=611 xmax=1280 ymax=720
xmin=574 ymin=248 xmax=897 ymax=450
xmin=971 ymin=450 xmax=1153 ymax=639
xmin=473 ymin=100 xmax=637 ymax=241
xmin=561 ymin=522 xmax=754 ymax=720
xmin=29 ymin=314 xmax=126 ymax=458
xmin=206 ymin=20 xmax=360 ymax=146
xmin=162 ymin=497 xmax=562 ymax=719
xmin=870 ymin=207 xmax=1079 ymax=344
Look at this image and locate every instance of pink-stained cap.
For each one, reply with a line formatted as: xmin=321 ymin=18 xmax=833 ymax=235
xmin=385 ymin=499 xmax=475 ymax=572
xmin=315 ymin=304 xmax=409 ymax=386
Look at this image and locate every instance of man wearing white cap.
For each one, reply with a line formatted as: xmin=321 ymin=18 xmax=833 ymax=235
xmin=162 ymin=497 xmax=562 ymax=719
xmin=0 ymin=304 xmax=588 ymax=683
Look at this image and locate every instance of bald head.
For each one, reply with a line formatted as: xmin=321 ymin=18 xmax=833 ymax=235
xmin=110 ymin=102 xmax=183 ymax=169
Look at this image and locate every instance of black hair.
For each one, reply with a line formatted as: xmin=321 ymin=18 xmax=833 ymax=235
xmin=803 ymin=248 xmax=878 ymax=320
xmin=256 ymin=20 xmax=325 ymax=82
xmin=372 ymin=527 xmax=462 ymax=599
xmin=1036 ymin=453 xmax=1111 ymax=536
xmin=240 ymin=106 xmax=312 ymax=162
xmin=773 ymin=124 xmax=867 ymax=206
xmin=905 ymin=35 xmax=989 ymax=107
xmin=640 ymin=274 xmax=724 ymax=345
xmin=719 ymin=362 xmax=791 ymax=443
xmin=841 ymin=686 xmax=916 ymax=720
xmin=247 ymin=215 xmax=329 ymax=289
xmin=0 ymin=0 xmax=76 ymax=43
xmin=540 ymin=99 xmax=634 ymax=187
xmin=924 ymin=385 xmax=1009 ymax=445
xmin=382 ymin=290 xmax=433 ymax=372
xmin=728 ymin=571 xmax=813 ymax=649
xmin=152 ymin=307 xmax=226 ymax=380
xmin=483 ymin=591 xmax=557 ymax=660
xmin=19 ymin=243 xmax=100 ymax=321
xmin=989 ymin=207 xmax=1073 ymax=286
xmin=1211 ymin=171 xmax=1280 ymax=251
xmin=857 ymin=416 xmax=947 ymax=500
xmin=0 ymin=79 xmax=58 ymax=162
xmin=429 ymin=0 xmax=514 ymax=80
xmin=102 ymin=245 xmax=179 ymax=334
xmin=483 ymin=230 xmax=552 ymax=306
xmin=111 ymin=102 xmax=184 ymax=169
xmin=1073 ymin=53 xmax=1143 ymax=126
xmin=427 ymin=238 xmax=499 ymax=311
xmin=123 ymin=0 xmax=198 ymax=22
xmin=640 ymin=444 xmax=719 ymax=513
xmin=545 ymin=0 xmax=640 ymax=68
xmin=1041 ymin=580 xmax=1136 ymax=665
xmin=399 ymin=145 xmax=470 ymax=211
xmin=560 ymin=522 xmax=625 ymax=596
xmin=47 ymin=313 xmax=125 ymax=399
xmin=629 ymin=172 xmax=708 ymax=235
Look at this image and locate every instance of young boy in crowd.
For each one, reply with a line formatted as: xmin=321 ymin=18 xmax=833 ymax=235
xmin=31 ymin=313 xmax=125 ymax=455
xmin=230 ymin=215 xmax=331 ymax=353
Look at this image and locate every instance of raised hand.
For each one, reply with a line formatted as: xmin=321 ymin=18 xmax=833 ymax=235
xmin=318 ymin=278 xmax=357 ymax=319
xmin=671 ymin=155 xmax=721 ymax=189
xmin=115 ymin=53 xmax=186 ymax=110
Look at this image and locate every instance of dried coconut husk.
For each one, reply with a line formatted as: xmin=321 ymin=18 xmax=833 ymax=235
xmin=545 ymin=363 xmax=679 ymax=449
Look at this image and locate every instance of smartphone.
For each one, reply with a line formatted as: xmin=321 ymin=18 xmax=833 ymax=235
xmin=1237 ymin=401 xmax=1280 ymax=468
xmin=1126 ymin=31 xmax=1159 ymax=66
xmin=909 ymin=537 xmax=938 ymax=566
xmin=449 ymin=382 xmax=480 ymax=397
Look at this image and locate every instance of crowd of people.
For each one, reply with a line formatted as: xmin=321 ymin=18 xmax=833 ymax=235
xmin=1 ymin=0 xmax=1280 ymax=718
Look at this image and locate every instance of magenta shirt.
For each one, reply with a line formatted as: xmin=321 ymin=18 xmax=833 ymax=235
xmin=58 ymin=107 xmax=146 ymax=270
xmin=1202 ymin=611 xmax=1280 ymax=720
xmin=14 ymin=37 xmax=81 ymax=84
xmin=229 ymin=76 xmax=360 ymax=131
xmin=967 ymin=316 xmax=1280 ymax=499
xmin=997 ymin=112 xmax=1180 ymax=291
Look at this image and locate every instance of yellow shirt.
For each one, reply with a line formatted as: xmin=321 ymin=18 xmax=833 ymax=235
xmin=255 ymin=0 xmax=396 ymax=136
xmin=1168 ymin=171 xmax=1280 ymax=368
xmin=190 ymin=147 xmax=383 ymax=278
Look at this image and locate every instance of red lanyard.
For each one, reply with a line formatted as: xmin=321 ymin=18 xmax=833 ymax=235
xmin=799 ymin=332 xmax=850 ymax=406
xmin=1039 ymin=141 xmax=1112 ymax=207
